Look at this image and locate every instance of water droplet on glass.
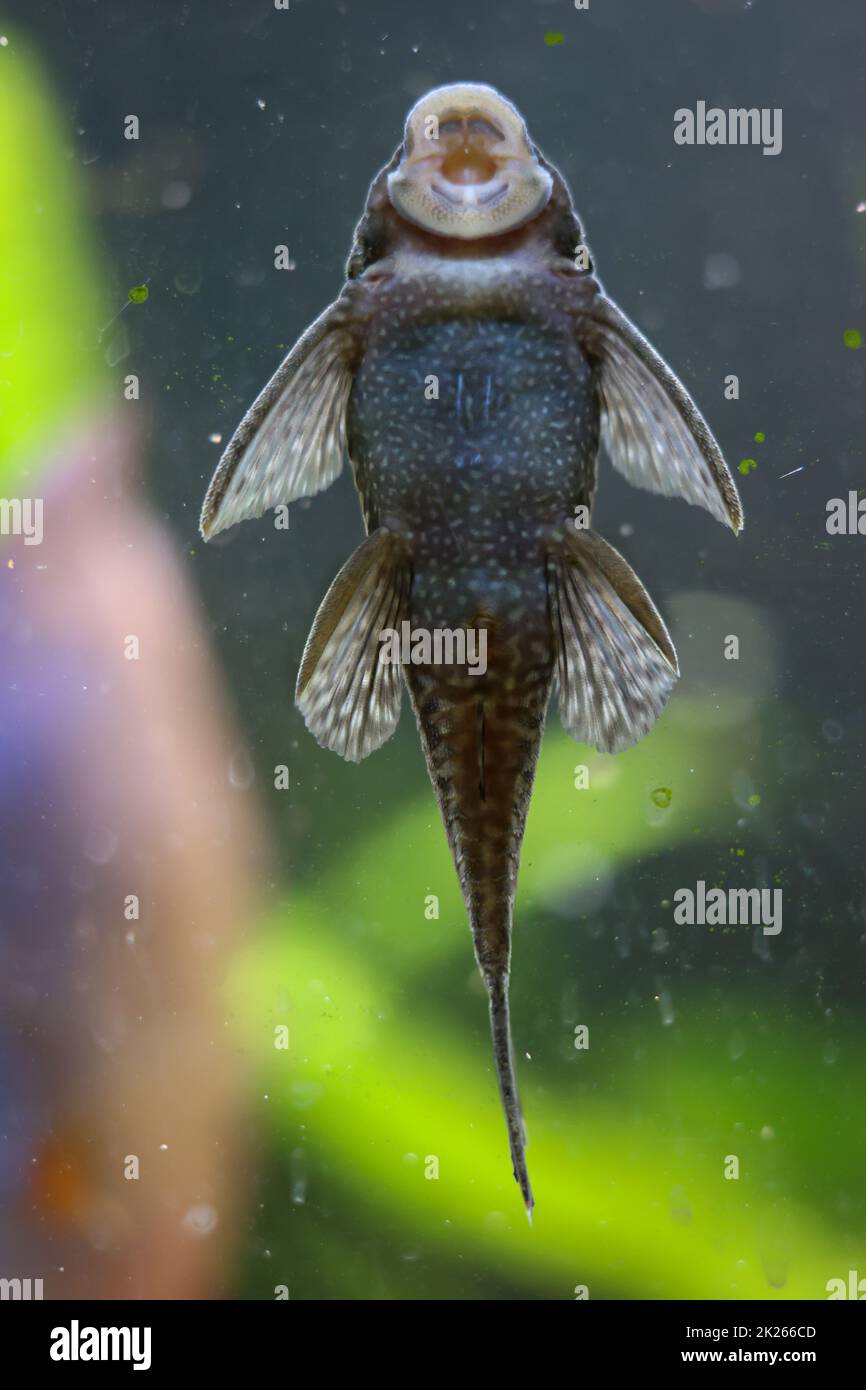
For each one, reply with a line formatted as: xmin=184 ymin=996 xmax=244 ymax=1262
xmin=732 ymin=770 xmax=761 ymax=810
xmin=656 ymin=989 xmax=675 ymax=1026
xmin=615 ymin=927 xmax=631 ymax=959
xmin=728 ymin=1029 xmax=746 ymax=1061
xmin=182 ymin=1203 xmax=218 ymax=1237
xmin=289 ymin=1080 xmax=324 ymax=1110
xmin=83 ymin=827 xmax=119 ymax=865
xmin=758 ymin=1236 xmax=789 ymax=1290
xmin=670 ymin=1184 xmax=692 ymax=1225
xmin=161 ymin=180 xmax=191 ymax=210
xmin=290 ymin=1147 xmax=307 ymax=1205
xmin=104 ymin=322 xmax=130 ymax=367
xmin=752 ymin=927 xmax=771 ymax=961
xmin=703 ymin=251 xmax=741 ymax=290
xmin=174 ymin=263 xmax=203 ymax=296
xmin=228 ymin=747 xmax=255 ymax=790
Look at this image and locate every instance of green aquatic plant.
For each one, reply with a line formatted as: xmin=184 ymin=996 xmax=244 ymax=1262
xmin=0 ymin=31 xmax=107 ymax=490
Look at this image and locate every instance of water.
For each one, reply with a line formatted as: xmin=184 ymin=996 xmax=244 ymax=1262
xmin=4 ymin=0 xmax=866 ymax=1307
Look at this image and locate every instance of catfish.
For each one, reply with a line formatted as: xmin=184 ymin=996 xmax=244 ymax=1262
xmin=201 ymin=82 xmax=742 ymax=1218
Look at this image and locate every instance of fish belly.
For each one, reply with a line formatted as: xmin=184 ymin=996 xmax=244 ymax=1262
xmin=347 ymin=314 xmax=598 ymax=553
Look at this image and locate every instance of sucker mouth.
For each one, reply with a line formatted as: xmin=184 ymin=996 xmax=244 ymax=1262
xmin=386 ymin=82 xmax=553 ymax=240
xmin=430 ymin=179 xmax=510 ymax=208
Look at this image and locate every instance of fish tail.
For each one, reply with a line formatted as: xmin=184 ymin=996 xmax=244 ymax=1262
xmin=408 ymin=670 xmax=550 ymax=1217
xmin=488 ymin=972 xmax=534 ymax=1220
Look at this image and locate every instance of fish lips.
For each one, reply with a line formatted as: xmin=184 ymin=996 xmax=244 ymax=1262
xmin=387 ymin=157 xmax=553 ymax=239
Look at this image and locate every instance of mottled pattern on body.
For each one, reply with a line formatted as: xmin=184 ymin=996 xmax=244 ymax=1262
xmin=200 ymin=82 xmax=742 ymax=1216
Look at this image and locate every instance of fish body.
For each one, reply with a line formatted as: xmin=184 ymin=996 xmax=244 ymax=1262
xmin=201 ymin=84 xmax=742 ymax=1216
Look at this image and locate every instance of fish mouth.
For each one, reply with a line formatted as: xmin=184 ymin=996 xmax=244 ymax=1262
xmin=387 ymin=83 xmax=553 ymax=240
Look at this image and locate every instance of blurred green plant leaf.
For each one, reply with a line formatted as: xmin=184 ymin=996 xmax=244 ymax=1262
xmin=230 ymin=704 xmax=864 ymax=1298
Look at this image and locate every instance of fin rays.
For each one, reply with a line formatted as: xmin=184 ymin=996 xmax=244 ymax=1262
xmin=587 ymin=294 xmax=743 ymax=533
xmin=200 ymin=300 xmax=354 ymax=539
xmin=296 ymin=528 xmax=410 ymax=762
xmin=549 ymin=528 xmax=678 ymax=753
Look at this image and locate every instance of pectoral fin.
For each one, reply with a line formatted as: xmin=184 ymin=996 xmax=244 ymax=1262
xmin=200 ymin=299 xmax=355 ymax=539
xmin=296 ymin=528 xmax=410 ymax=762
xmin=586 ymin=293 xmax=743 ymax=533
xmin=549 ymin=527 xmax=678 ymax=753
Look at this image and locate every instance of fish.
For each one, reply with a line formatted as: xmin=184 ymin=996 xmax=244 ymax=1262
xmin=200 ymin=82 xmax=742 ymax=1220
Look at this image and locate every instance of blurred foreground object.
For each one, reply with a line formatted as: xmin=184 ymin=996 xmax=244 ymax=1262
xmin=0 ymin=32 xmax=263 ymax=1297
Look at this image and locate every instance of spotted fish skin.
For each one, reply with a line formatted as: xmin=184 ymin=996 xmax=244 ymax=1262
xmin=347 ymin=279 xmax=597 ymax=977
xmin=200 ymin=83 xmax=743 ymax=1217
xmin=347 ymin=278 xmax=598 ymax=1213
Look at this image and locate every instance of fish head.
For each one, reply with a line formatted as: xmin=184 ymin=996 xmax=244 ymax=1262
xmin=386 ymin=83 xmax=554 ymax=241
